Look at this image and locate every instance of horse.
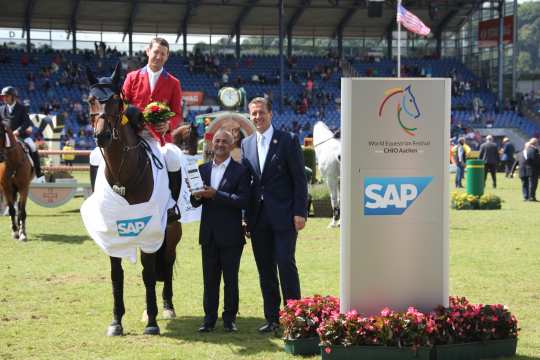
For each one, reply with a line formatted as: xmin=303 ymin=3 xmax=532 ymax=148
xmin=378 ymin=85 xmax=421 ymax=136
xmin=313 ymin=121 xmax=341 ymax=228
xmin=172 ymin=122 xmax=199 ymax=156
xmin=84 ymin=64 xmax=181 ymax=336
xmin=0 ymin=122 xmax=33 ymax=241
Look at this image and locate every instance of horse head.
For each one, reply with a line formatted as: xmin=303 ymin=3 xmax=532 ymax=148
xmin=172 ymin=122 xmax=199 ymax=155
xmin=87 ymin=63 xmax=125 ymax=148
xmin=401 ymin=85 xmax=420 ymax=119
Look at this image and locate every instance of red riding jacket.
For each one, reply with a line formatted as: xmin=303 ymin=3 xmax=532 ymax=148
xmin=122 ymin=66 xmax=183 ymax=144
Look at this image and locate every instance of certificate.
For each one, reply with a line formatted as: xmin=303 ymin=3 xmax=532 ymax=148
xmin=185 ymin=161 xmax=204 ymax=193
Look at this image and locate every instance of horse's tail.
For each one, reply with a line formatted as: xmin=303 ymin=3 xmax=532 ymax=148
xmin=154 ymin=240 xmax=168 ymax=282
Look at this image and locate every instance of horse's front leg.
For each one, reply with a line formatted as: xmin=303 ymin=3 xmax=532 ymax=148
xmin=141 ymin=251 xmax=159 ymax=335
xmin=107 ymin=256 xmax=125 ymax=336
xmin=327 ymin=175 xmax=340 ymax=228
xmin=17 ymin=195 xmax=28 ymax=242
xmin=162 ymin=222 xmax=181 ymax=319
xmin=8 ymin=202 xmax=18 ymax=240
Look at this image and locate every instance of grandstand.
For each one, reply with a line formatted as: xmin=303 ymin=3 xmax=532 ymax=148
xmin=0 ymin=0 xmax=539 ymax=150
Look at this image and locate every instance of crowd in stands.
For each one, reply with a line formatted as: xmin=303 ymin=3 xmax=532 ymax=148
xmin=1 ymin=42 xmax=540 ymax=151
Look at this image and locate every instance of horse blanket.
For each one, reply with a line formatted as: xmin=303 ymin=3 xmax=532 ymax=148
xmin=80 ymin=140 xmax=174 ymax=263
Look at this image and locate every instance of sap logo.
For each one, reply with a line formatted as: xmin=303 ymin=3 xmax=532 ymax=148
xmin=364 ymin=177 xmax=433 ymax=215
xmin=116 ymin=216 xmax=152 ymax=237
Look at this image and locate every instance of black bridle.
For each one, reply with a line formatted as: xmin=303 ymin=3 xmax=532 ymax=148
xmin=90 ymin=95 xmax=161 ymax=197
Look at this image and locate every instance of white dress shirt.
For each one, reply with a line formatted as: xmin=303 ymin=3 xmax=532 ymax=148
xmin=6 ymin=103 xmax=15 ymax=114
xmin=256 ymin=125 xmax=274 ymax=173
xmin=147 ymin=66 xmax=163 ymax=93
xmin=211 ymin=156 xmax=231 ymax=189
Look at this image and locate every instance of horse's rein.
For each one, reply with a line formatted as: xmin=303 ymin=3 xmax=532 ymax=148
xmin=314 ymin=136 xmax=336 ymax=148
xmin=94 ymin=95 xmax=147 ymax=196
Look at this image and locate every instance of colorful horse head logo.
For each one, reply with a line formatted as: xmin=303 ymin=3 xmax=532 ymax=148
xmin=378 ymin=85 xmax=421 ymax=136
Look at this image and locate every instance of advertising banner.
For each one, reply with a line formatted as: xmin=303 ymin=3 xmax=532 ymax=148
xmin=183 ymin=91 xmax=205 ymax=106
xmin=340 ymin=78 xmax=450 ymax=315
xmin=478 ymin=16 xmax=513 ymax=48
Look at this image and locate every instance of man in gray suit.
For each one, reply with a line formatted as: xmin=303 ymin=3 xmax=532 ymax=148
xmin=479 ymin=135 xmax=499 ymax=189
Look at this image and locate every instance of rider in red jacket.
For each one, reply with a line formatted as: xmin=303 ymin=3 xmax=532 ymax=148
xmin=122 ymin=37 xmax=184 ymax=221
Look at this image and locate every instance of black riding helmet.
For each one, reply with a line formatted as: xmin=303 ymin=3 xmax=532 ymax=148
xmin=1 ymin=86 xmax=18 ymax=97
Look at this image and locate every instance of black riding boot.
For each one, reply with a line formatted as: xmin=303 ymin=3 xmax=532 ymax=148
xmin=167 ymin=170 xmax=182 ymax=223
xmin=90 ymin=165 xmax=99 ymax=192
xmin=30 ymin=150 xmax=43 ymax=178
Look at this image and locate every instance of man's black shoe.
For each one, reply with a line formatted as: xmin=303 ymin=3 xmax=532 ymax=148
xmin=258 ymin=321 xmax=279 ymax=333
xmin=198 ymin=323 xmax=215 ymax=332
xmin=224 ymin=321 xmax=238 ymax=332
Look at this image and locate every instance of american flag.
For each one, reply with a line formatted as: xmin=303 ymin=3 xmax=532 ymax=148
xmin=397 ymin=4 xmax=431 ymax=36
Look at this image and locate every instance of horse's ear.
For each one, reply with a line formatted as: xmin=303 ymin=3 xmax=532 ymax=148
xmin=111 ymin=62 xmax=122 ymax=90
xmin=86 ymin=67 xmax=98 ymax=85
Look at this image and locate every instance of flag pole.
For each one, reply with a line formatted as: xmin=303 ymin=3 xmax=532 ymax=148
xmin=397 ymin=0 xmax=401 ymax=78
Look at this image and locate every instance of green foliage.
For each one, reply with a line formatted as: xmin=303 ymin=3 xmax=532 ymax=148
xmin=310 ymin=183 xmax=330 ymax=201
xmin=451 ymin=191 xmax=502 ymax=210
xmin=518 ymin=2 xmax=540 ymax=75
xmin=303 ymin=147 xmax=317 ymax=183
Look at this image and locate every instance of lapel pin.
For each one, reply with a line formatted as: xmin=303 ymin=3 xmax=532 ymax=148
xmin=273 ymin=139 xmax=278 ymax=144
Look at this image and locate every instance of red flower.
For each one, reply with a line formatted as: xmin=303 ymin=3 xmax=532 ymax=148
xmin=151 ymin=105 xmax=160 ymax=113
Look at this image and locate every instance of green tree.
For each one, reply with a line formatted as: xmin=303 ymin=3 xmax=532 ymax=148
xmin=518 ymin=1 xmax=540 ymax=74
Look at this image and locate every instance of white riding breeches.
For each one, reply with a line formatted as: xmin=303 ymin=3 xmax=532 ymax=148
xmin=140 ymin=131 xmax=182 ymax=172
xmin=23 ymin=137 xmax=36 ymax=152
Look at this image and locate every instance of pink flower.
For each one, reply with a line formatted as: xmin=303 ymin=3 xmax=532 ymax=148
xmin=380 ymin=307 xmax=392 ymax=317
xmin=324 ymin=347 xmax=332 ymax=354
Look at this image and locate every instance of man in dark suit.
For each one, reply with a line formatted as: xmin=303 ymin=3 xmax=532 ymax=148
xmin=500 ymin=137 xmax=515 ymax=178
xmin=516 ymin=143 xmax=530 ymax=201
xmin=524 ymin=138 xmax=540 ymax=201
xmin=241 ymin=97 xmax=308 ymax=333
xmin=479 ymin=135 xmax=499 ymax=189
xmin=191 ymin=129 xmax=250 ymax=332
xmin=0 ymin=86 xmax=44 ymax=181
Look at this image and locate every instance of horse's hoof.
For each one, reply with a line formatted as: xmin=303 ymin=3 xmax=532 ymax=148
xmin=18 ymin=233 xmax=27 ymax=242
xmin=163 ymin=308 xmax=176 ymax=320
xmin=12 ymin=232 xmax=19 ymax=240
xmin=106 ymin=324 xmax=123 ymax=336
xmin=143 ymin=325 xmax=160 ymax=335
xmin=141 ymin=310 xmax=148 ymax=322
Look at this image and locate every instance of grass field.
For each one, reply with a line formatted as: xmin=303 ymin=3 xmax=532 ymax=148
xmin=0 ymin=174 xmax=539 ymax=360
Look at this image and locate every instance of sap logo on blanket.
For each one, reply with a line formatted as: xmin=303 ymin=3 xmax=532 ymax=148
xmin=364 ymin=176 xmax=432 ymax=215
xmin=117 ymin=216 xmax=152 ymax=237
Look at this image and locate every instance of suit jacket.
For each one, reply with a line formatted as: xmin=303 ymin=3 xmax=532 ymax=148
xmin=190 ymin=159 xmax=249 ymax=248
xmin=525 ymin=146 xmax=540 ymax=176
xmin=122 ymin=66 xmax=182 ymax=143
xmin=241 ymin=128 xmax=308 ymax=232
xmin=479 ymin=141 xmax=499 ymax=165
xmin=501 ymin=142 xmax=515 ymax=162
xmin=0 ymin=102 xmax=33 ymax=138
xmin=517 ymin=151 xmax=527 ymax=178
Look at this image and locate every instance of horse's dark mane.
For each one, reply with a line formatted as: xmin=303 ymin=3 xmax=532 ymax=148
xmin=123 ymin=105 xmax=145 ymax=133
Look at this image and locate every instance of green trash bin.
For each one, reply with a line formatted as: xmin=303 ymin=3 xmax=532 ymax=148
xmin=466 ymin=159 xmax=485 ymax=196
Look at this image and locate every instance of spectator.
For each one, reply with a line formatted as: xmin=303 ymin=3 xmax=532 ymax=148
xmin=479 ymin=135 xmax=499 ymax=189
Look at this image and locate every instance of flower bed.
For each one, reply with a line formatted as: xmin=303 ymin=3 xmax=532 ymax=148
xmin=451 ymin=191 xmax=502 ymax=210
xmin=280 ymin=295 xmax=518 ymax=359
xmin=280 ymin=295 xmax=339 ymax=355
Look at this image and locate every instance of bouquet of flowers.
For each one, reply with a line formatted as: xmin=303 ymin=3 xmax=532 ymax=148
xmin=142 ymin=101 xmax=175 ymax=124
